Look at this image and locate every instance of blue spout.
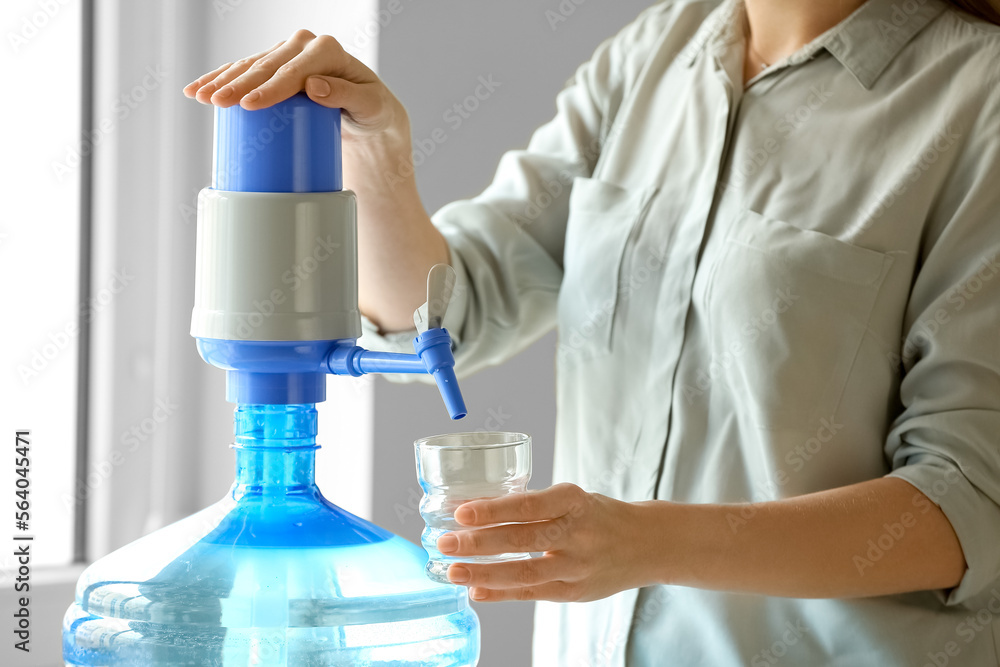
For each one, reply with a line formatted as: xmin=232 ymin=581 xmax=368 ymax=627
xmin=322 ymin=329 xmax=467 ymax=420
xmin=414 ymin=329 xmax=467 ymax=420
xmin=197 ymin=329 xmax=467 ymax=419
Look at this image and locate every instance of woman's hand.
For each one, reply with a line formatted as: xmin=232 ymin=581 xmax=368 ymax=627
xmin=182 ymin=29 xmax=407 ymax=142
xmin=436 ymin=483 xmax=660 ymax=603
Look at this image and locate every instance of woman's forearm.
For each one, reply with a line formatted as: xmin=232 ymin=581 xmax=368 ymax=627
xmin=345 ymin=127 xmax=449 ymax=334
xmin=639 ymin=476 xmax=967 ymax=598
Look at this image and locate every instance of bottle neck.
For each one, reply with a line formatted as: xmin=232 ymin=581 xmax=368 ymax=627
xmin=232 ymin=404 xmax=318 ymax=498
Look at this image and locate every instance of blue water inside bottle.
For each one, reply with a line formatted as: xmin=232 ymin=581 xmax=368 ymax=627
xmin=62 ymin=404 xmax=479 ymax=665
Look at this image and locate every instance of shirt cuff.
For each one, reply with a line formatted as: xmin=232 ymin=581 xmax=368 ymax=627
xmin=358 ymin=235 xmax=471 ymax=356
xmin=888 ymin=454 xmax=1000 ymax=606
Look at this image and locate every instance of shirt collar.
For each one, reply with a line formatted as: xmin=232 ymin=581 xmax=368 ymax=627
xmin=680 ymin=0 xmax=948 ymax=89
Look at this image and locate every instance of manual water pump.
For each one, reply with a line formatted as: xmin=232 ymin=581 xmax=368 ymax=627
xmin=62 ymin=93 xmax=480 ymax=666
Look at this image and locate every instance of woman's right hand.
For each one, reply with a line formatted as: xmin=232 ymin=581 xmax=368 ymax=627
xmin=182 ymin=29 xmax=408 ymax=144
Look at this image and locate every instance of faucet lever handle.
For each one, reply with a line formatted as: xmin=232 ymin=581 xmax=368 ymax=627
xmin=413 ymin=263 xmax=457 ymax=333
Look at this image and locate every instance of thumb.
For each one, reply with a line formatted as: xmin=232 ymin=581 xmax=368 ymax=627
xmin=305 ymin=75 xmax=372 ymax=116
xmin=305 ymin=75 xmax=402 ymax=138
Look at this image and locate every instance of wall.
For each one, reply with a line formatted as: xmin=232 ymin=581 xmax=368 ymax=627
xmin=372 ymin=1 xmax=653 ymax=663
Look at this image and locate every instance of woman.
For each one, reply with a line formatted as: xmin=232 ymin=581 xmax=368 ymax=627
xmin=185 ymin=0 xmax=1000 ymax=664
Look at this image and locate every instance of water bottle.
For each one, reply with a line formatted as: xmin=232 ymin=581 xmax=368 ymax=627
xmin=63 ymin=403 xmax=480 ymax=665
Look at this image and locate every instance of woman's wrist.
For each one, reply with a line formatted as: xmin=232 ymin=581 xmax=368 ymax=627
xmin=630 ymin=499 xmax=724 ymax=590
xmin=343 ymin=100 xmax=412 ymax=166
xmin=344 ymin=134 xmax=413 ymax=192
xmin=629 ymin=500 xmax=689 ymax=588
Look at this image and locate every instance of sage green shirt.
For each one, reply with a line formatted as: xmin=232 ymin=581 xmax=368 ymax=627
xmin=362 ymin=0 xmax=1000 ymax=664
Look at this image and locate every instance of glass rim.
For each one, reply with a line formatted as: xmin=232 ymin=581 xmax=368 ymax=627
xmin=414 ymin=431 xmax=531 ymax=451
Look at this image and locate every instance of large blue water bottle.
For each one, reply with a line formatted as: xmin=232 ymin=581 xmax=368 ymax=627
xmin=62 ymin=94 xmax=479 ymax=666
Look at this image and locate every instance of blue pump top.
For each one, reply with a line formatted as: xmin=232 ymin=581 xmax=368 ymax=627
xmin=212 ymin=92 xmax=343 ymax=193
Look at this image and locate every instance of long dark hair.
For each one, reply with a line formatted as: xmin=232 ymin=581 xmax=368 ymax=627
xmin=947 ymin=0 xmax=1000 ymax=24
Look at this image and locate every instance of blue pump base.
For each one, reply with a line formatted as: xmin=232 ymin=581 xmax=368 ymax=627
xmin=196 ymin=330 xmax=467 ymax=419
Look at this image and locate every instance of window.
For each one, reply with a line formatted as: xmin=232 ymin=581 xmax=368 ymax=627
xmin=2 ymin=0 xmax=85 ymax=569
xmin=2 ymin=2 xmax=378 ymax=664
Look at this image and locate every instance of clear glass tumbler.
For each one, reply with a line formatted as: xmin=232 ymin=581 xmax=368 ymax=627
xmin=414 ymin=432 xmax=532 ymax=584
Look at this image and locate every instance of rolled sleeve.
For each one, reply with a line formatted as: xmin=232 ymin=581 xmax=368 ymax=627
xmin=884 ymin=96 xmax=1000 ymax=606
xmin=888 ymin=428 xmax=1000 ymax=605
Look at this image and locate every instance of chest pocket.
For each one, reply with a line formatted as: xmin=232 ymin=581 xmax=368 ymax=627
xmin=704 ymin=208 xmax=893 ymax=430
xmin=557 ymin=177 xmax=657 ymax=361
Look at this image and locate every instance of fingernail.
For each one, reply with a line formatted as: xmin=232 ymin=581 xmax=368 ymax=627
xmin=307 ymin=77 xmax=331 ymax=98
xmin=470 ymin=587 xmax=488 ymax=600
xmin=449 ymin=565 xmax=470 ymax=584
xmin=213 ymin=86 xmax=233 ymax=100
xmin=455 ymin=506 xmax=476 ymax=524
xmin=438 ymin=534 xmax=459 ymax=554
xmin=241 ymin=90 xmax=261 ymax=106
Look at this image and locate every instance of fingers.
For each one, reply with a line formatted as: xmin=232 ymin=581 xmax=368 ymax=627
xmin=455 ymin=483 xmax=586 ymax=526
xmin=241 ymin=34 xmax=363 ymax=111
xmin=468 ymin=581 xmax=583 ymax=603
xmin=183 ymin=62 xmax=233 ymax=100
xmin=215 ymin=31 xmax=317 ymax=108
xmin=181 ymin=30 xmax=384 ymax=116
xmin=446 ymin=556 xmax=578 ymax=591
xmin=185 ymin=41 xmax=282 ymax=106
xmin=203 ymin=40 xmax=286 ymax=107
xmin=438 ymin=515 xmax=576 ymax=557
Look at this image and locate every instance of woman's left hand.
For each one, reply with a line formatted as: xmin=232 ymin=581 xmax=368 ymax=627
xmin=436 ymin=482 xmax=659 ymax=602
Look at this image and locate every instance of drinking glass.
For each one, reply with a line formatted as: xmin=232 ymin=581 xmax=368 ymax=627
xmin=414 ymin=432 xmax=532 ymax=584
